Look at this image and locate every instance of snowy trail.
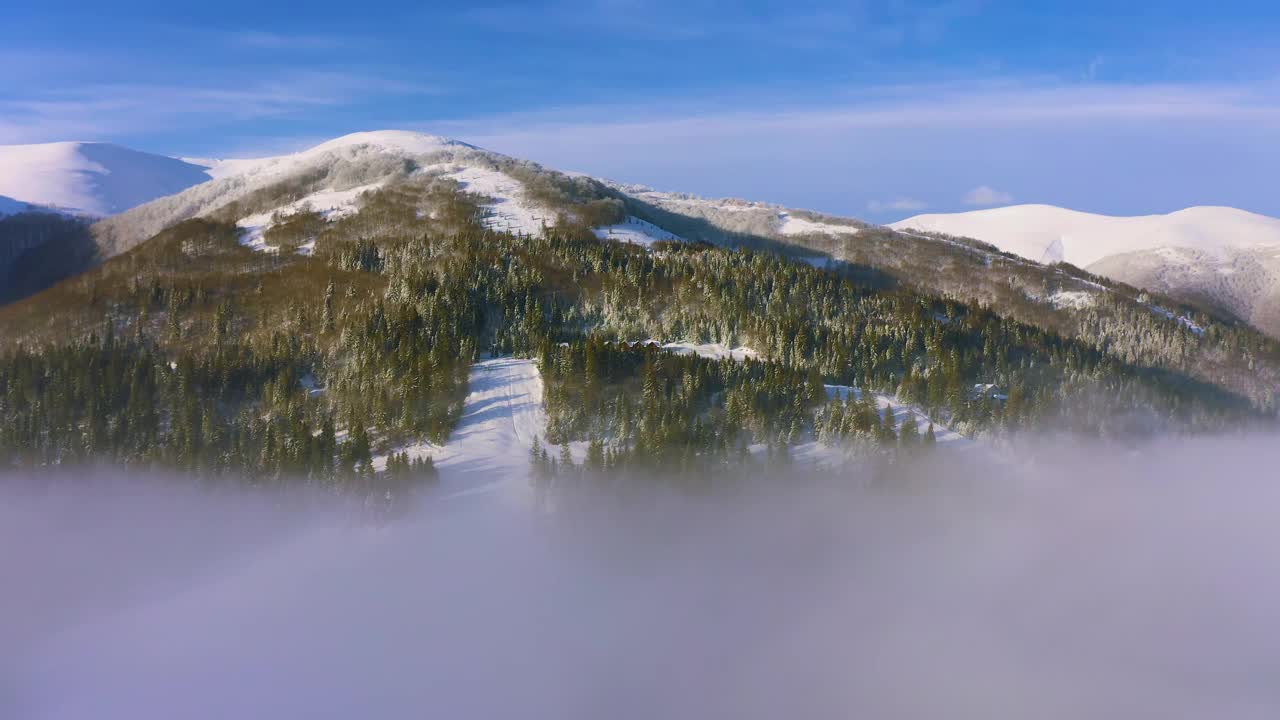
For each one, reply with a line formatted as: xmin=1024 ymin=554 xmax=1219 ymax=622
xmin=431 ymin=357 xmax=546 ymax=501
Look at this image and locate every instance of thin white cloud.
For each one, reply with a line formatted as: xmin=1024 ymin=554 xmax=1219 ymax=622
xmin=1084 ymin=55 xmax=1106 ymax=80
xmin=963 ymin=185 xmax=1013 ymax=206
xmin=0 ymin=72 xmax=439 ymax=145
xmin=454 ymin=0 xmax=977 ymax=49
xmin=229 ymin=30 xmax=355 ymax=50
xmin=437 ymin=80 xmax=1280 ymax=147
xmin=868 ymin=198 xmax=928 ymax=212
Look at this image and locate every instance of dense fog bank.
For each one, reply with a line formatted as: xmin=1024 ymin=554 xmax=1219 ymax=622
xmin=5 ymin=437 xmax=1280 ymax=719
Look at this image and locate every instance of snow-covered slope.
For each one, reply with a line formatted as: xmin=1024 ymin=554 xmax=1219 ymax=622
xmin=890 ymin=204 xmax=1280 ymax=268
xmin=93 ymin=130 xmax=564 ymax=256
xmin=375 ymin=357 xmax=551 ymax=503
xmin=236 ymin=183 xmax=383 ymax=253
xmin=430 ymin=163 xmax=549 ymax=237
xmin=1091 ymin=245 xmax=1280 ymax=336
xmin=0 ymin=141 xmax=212 ymax=216
xmin=603 ymin=181 xmax=865 ymax=241
xmin=777 ymin=210 xmax=861 ymax=237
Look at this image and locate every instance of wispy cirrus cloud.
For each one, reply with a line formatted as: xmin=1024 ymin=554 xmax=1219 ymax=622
xmin=963 ymin=185 xmax=1014 ymax=206
xmin=455 ymin=0 xmax=984 ymax=50
xmin=0 ymin=71 xmax=440 ymax=144
xmin=227 ymin=30 xmax=357 ymax=50
xmin=868 ymin=198 xmax=928 ymax=213
xmin=436 ymin=79 xmax=1280 ymax=146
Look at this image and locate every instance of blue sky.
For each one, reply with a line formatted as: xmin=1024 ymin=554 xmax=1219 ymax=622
xmin=4 ymin=0 xmax=1280 ymax=221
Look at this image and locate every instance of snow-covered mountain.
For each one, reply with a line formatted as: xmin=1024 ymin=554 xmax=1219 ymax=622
xmin=890 ymin=205 xmax=1280 ymax=268
xmin=14 ymin=130 xmax=1280 ymax=336
xmin=0 ymin=141 xmax=213 ymax=216
xmin=891 ymin=204 xmax=1280 ymax=334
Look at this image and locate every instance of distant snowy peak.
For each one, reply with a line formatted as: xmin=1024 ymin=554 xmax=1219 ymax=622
xmin=0 ymin=141 xmax=213 ymax=216
xmin=890 ymin=204 xmax=1280 ymax=269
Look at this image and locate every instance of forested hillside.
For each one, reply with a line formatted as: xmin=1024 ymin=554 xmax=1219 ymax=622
xmin=2 ymin=145 xmax=1278 ymax=494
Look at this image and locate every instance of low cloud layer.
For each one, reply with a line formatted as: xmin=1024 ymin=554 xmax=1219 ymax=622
xmin=6 ymin=437 xmax=1280 ymax=719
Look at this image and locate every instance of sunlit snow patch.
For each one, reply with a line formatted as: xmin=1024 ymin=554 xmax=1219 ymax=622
xmin=236 ymin=183 xmax=382 ymax=254
xmin=594 ymin=216 xmax=681 ymax=247
xmin=1049 ymin=290 xmax=1096 ymax=310
xmin=778 ymin=211 xmax=861 ymax=237
xmin=655 ymin=342 xmax=760 ymax=362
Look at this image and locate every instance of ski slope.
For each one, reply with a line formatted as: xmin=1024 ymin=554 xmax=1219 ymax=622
xmin=376 ymin=350 xmax=971 ymax=495
xmin=436 ymin=164 xmax=549 ymax=237
xmin=380 ymin=357 xmax=547 ymax=502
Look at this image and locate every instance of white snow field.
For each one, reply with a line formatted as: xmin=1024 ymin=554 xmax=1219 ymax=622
xmin=0 ymin=141 xmax=212 ymax=215
xmin=891 ymin=204 xmax=1280 ymax=268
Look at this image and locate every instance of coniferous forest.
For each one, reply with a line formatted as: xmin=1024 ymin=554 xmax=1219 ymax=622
xmin=0 ymin=170 xmax=1275 ymax=498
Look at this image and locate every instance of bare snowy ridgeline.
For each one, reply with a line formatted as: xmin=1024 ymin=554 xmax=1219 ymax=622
xmin=603 ymin=180 xmax=867 ymax=243
xmin=92 ymin=151 xmax=422 ymax=255
xmin=8 ymin=436 xmax=1280 ymax=719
